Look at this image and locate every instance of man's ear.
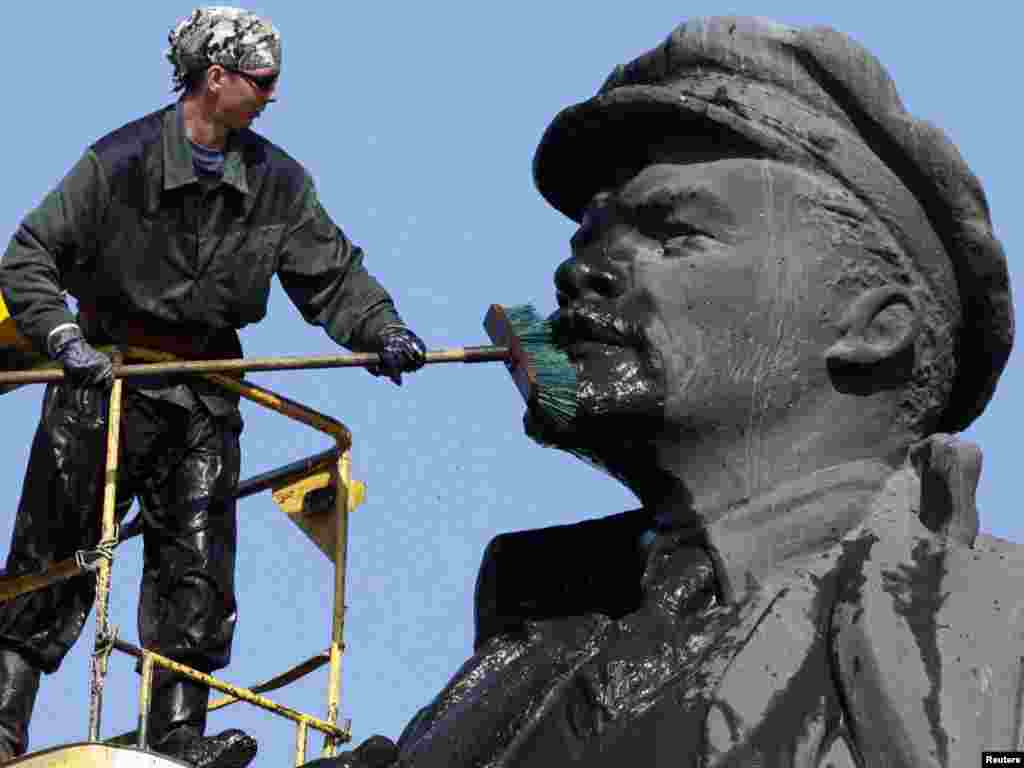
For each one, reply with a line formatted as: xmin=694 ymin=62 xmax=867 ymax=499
xmin=825 ymin=286 xmax=921 ymax=395
xmin=205 ymin=65 xmax=225 ymax=94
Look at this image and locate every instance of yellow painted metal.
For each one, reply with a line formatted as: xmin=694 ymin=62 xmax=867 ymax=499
xmin=6 ymin=743 xmax=183 ymax=768
xmin=271 ymin=469 xmax=366 ymax=561
xmin=294 ymin=721 xmax=308 ymax=767
xmin=322 ymin=449 xmax=352 ymax=758
xmin=0 ymin=449 xmax=348 ymax=607
xmin=123 ymin=646 xmax=350 ymax=742
xmin=217 ymin=375 xmax=351 ymax=447
xmin=0 ymin=345 xmax=509 ymax=390
xmin=0 ymin=557 xmax=84 ymax=604
xmin=121 ymin=350 xmax=356 ymax=758
xmin=121 ymin=348 xmax=352 ymax=450
xmin=88 ymin=350 xmax=125 ymax=743
xmin=207 ymin=650 xmax=331 ymax=712
xmin=0 ymin=343 xmax=363 ymax=759
xmin=0 ymin=292 xmax=34 ymax=352
xmin=136 ymin=655 xmax=155 ymax=750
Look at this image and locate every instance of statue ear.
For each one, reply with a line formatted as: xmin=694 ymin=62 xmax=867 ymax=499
xmin=825 ymin=286 xmax=921 ymax=394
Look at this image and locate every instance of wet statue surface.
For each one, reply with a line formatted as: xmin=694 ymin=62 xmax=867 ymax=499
xmin=317 ymin=16 xmax=1015 ymax=768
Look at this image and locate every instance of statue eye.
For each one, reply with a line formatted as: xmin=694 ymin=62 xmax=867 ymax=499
xmin=634 ymin=203 xmax=712 ymax=245
xmin=662 ymin=234 xmax=707 ymax=258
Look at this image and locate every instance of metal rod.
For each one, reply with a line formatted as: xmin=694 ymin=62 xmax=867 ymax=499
xmin=323 ymin=448 xmax=352 ymax=758
xmin=31 ymin=345 xmax=367 ymax=747
xmin=0 ymin=346 xmax=510 ymax=386
xmin=137 ymin=654 xmax=155 ymax=750
xmin=294 ymin=720 xmax=309 ymax=767
xmin=112 ymin=640 xmax=348 ymax=740
xmin=119 ymin=346 xmax=352 ymax=446
xmin=87 ymin=350 xmax=125 ymax=742
xmin=232 ymin=447 xmax=341 ymax=501
xmin=120 ymin=447 xmax=342 ymax=542
xmin=207 ymin=650 xmax=331 ymax=712
xmin=0 ymin=448 xmax=344 ymax=606
xmin=106 ymin=650 xmax=333 ymax=745
xmin=206 ymin=374 xmax=351 ymax=446
xmin=0 ymin=558 xmax=84 ymax=604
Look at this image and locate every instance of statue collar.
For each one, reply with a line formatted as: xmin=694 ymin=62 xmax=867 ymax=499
xmin=700 ymin=459 xmax=894 ymax=603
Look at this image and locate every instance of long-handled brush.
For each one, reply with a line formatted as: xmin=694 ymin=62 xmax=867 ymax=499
xmin=0 ymin=303 xmax=578 ymax=606
xmin=484 ymin=304 xmax=578 ymax=430
xmin=0 ymin=304 xmax=580 ymax=425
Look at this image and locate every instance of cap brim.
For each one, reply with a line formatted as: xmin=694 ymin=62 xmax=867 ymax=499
xmin=532 ymin=85 xmax=764 ymax=223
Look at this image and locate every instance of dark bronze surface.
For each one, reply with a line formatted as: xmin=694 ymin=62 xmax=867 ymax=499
xmin=326 ymin=15 xmax=1017 ymax=768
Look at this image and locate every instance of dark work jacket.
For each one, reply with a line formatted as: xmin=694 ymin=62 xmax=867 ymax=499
xmin=0 ymin=102 xmax=402 ymax=414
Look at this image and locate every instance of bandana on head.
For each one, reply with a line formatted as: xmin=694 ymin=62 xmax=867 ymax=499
xmin=166 ymin=6 xmax=281 ymax=91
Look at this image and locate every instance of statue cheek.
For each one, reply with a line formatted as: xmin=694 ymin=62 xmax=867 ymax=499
xmin=657 ymin=324 xmax=713 ymax=423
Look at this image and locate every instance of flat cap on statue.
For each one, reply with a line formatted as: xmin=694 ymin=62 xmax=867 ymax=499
xmin=533 ymin=15 xmax=1012 ymax=433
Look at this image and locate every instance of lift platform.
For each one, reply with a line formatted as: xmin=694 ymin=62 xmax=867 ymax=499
xmin=8 ymin=742 xmax=188 ymax=768
xmin=0 ymin=296 xmax=515 ymax=767
xmin=0 ymin=342 xmax=371 ymax=767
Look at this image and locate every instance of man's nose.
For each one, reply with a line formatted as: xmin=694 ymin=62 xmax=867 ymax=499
xmin=555 ymin=254 xmax=627 ymax=303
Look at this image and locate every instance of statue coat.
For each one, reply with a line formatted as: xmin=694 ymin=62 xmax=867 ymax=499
xmin=395 ymin=438 xmax=1024 ymax=767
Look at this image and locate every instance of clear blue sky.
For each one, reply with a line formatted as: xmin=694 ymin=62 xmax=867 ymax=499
xmin=1 ymin=3 xmax=1019 ymax=765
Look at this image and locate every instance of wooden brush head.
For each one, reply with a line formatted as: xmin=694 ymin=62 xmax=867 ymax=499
xmin=483 ymin=304 xmax=536 ymax=404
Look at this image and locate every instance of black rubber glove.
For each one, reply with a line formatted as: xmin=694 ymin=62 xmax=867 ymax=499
xmin=47 ymin=324 xmax=114 ymax=390
xmin=371 ymin=324 xmax=426 ymax=386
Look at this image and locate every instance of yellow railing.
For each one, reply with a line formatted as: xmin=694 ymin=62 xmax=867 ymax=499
xmin=1 ymin=345 xmax=364 ymax=766
xmin=116 ymin=347 xmax=358 ymax=764
xmin=0 ymin=292 xmax=512 ymax=766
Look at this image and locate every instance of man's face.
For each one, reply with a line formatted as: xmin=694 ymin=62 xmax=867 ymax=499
xmin=538 ymin=158 xmax=847 ymax=461
xmin=213 ymin=66 xmax=278 ymax=130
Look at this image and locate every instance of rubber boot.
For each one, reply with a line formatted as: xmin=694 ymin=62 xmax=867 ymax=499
xmin=0 ymin=649 xmax=41 ymax=763
xmin=148 ymin=669 xmax=256 ymax=768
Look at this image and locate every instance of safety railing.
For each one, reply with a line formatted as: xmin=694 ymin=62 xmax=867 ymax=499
xmin=109 ymin=346 xmax=360 ymax=764
xmin=0 ymin=345 xmax=369 ymax=766
xmin=0 ymin=332 xmax=512 ymax=766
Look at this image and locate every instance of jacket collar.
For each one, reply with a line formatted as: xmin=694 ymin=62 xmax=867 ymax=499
xmin=162 ymin=101 xmax=251 ymax=195
xmin=700 ymin=460 xmax=895 ymax=603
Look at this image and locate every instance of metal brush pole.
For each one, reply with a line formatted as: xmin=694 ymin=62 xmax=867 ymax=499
xmin=0 ymin=346 xmax=510 ymax=387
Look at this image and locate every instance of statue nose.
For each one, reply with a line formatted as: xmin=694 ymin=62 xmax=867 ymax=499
xmin=555 ymin=256 xmax=625 ymax=303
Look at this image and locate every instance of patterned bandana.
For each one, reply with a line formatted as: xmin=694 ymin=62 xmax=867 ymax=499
xmin=166 ymin=6 xmax=282 ymax=91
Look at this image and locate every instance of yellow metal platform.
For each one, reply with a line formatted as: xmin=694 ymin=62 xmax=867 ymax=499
xmin=0 ymin=294 xmax=368 ymax=764
xmin=9 ymin=743 xmax=187 ymax=768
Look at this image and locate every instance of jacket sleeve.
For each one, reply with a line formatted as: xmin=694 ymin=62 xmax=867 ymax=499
xmin=0 ymin=149 xmax=108 ymax=354
xmin=277 ymin=178 xmax=403 ymax=352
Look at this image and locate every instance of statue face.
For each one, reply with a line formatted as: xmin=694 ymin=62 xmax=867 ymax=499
xmin=537 ymin=158 xmax=847 ymax=471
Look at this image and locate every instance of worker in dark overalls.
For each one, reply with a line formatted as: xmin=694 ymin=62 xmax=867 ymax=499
xmin=0 ymin=7 xmax=427 ymax=767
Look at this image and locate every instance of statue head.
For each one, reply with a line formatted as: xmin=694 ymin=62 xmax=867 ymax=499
xmin=529 ymin=17 xmax=1012 ymax=517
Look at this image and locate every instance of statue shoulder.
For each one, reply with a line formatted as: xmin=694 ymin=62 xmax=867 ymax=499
xmin=832 ymin=525 xmax=1024 ymax=765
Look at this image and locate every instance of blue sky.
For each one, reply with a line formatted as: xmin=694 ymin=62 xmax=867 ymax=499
xmin=1 ymin=3 xmax=1020 ymax=765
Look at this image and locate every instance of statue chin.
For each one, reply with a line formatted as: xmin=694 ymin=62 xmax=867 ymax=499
xmin=524 ymin=395 xmax=670 ymax=501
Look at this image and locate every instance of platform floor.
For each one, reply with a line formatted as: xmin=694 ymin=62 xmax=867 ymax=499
xmin=9 ymin=743 xmax=188 ymax=768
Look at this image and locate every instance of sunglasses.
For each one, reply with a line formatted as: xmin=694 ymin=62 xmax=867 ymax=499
xmin=227 ymin=68 xmax=279 ymax=91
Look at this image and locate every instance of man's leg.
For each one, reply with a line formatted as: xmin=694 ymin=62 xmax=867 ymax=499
xmin=0 ymin=651 xmax=39 ymax=761
xmin=0 ymin=384 xmax=109 ymax=759
xmin=133 ymin=401 xmax=254 ymax=768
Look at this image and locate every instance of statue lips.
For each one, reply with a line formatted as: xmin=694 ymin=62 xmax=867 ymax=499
xmin=552 ymin=303 xmax=664 ymax=425
xmin=554 ymin=303 xmax=640 ymax=362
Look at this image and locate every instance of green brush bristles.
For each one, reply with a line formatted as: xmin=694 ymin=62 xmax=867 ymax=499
xmin=504 ymin=304 xmax=578 ymax=430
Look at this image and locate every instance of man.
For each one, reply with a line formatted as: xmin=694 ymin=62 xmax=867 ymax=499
xmin=0 ymin=7 xmax=426 ymax=768
xmin=323 ymin=16 xmax=1015 ymax=768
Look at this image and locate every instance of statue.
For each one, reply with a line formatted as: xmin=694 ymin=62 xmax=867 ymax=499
xmin=320 ymin=16 xmax=1015 ymax=767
